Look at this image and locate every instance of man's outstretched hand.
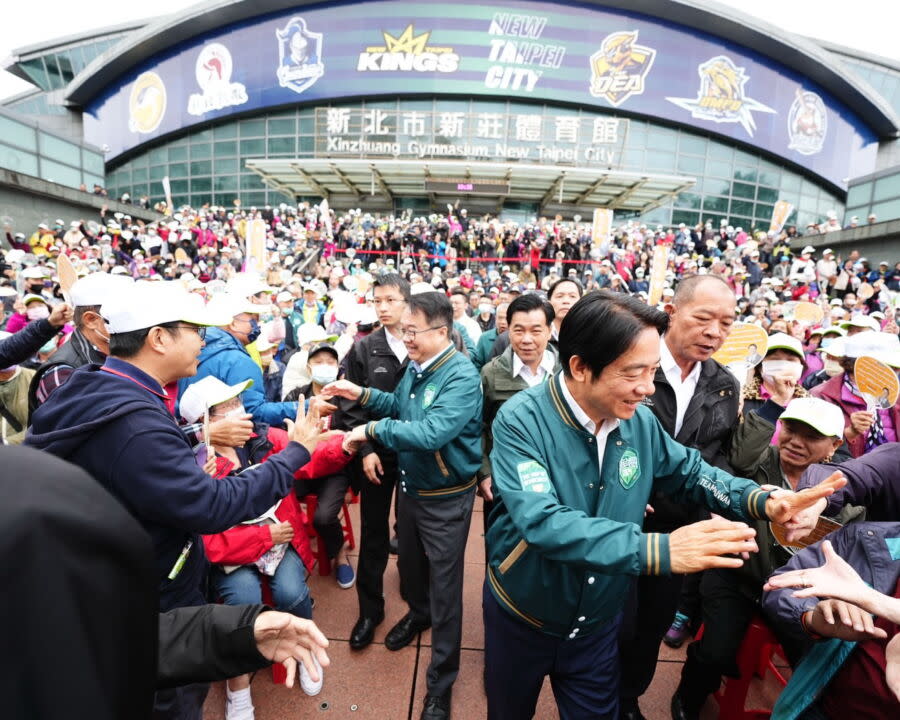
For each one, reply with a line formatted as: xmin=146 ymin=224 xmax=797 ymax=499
xmin=668 ymin=517 xmax=758 ymax=574
xmin=253 ymin=611 xmax=330 ymax=689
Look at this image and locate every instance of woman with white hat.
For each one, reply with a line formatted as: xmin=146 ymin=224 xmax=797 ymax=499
xmin=741 ymin=332 xmax=808 ymax=419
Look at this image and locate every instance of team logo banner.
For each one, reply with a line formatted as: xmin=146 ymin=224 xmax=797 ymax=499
xmin=589 ymin=31 xmax=656 ymax=107
xmin=188 ymin=44 xmax=248 ymax=116
xmin=128 ymin=71 xmax=167 ymax=134
xmin=358 ymin=24 xmax=459 ymax=73
xmin=276 ymin=17 xmax=325 ymax=94
xmin=788 ymin=89 xmax=827 ymax=155
xmin=666 ymin=55 xmax=776 ymax=137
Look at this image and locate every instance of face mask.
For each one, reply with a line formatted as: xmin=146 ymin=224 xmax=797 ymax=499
xmin=246 ymin=318 xmax=261 ymax=344
xmin=479 ymin=304 xmax=494 ymax=315
xmin=761 ymin=359 xmax=803 ymax=382
xmin=224 ymin=406 xmax=246 ymax=418
xmin=26 ymin=305 xmax=50 ymax=321
xmin=39 ymin=338 xmax=57 ymax=354
xmin=310 ymin=364 xmax=338 ymax=386
xmin=823 ymin=358 xmax=843 ymax=377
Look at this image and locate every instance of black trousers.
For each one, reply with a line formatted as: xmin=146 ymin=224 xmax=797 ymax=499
xmin=618 ymin=573 xmax=686 ymax=700
xmin=355 ymin=453 xmax=399 ymax=619
xmin=398 ymin=488 xmax=475 ymax=697
xmin=296 ymin=471 xmax=350 ymax=559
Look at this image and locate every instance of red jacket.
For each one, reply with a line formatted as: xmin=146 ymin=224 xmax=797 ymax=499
xmin=202 ymin=432 xmax=351 ymax=573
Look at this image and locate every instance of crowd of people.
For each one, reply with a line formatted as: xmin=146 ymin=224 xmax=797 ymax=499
xmin=2 ymin=200 xmax=900 ymax=720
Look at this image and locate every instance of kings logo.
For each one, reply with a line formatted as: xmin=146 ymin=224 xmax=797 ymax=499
xmin=187 ymin=43 xmax=248 ymax=116
xmin=276 ymin=17 xmax=325 ymax=94
xmin=787 ymin=89 xmax=827 ymax=155
xmin=589 ymin=31 xmax=656 ymax=107
xmin=357 ymin=24 xmax=459 ymax=73
xmin=666 ymin=55 xmax=776 ymax=138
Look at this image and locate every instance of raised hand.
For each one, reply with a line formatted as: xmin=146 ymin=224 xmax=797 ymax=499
xmin=285 ymin=395 xmax=328 ymax=454
xmin=209 ymin=413 xmax=253 ymax=447
xmin=766 ymin=471 xmax=846 ymax=525
xmin=763 ymin=540 xmax=867 ymax=603
xmin=802 ymin=599 xmax=887 ymax=642
xmin=668 ymin=517 xmax=758 ymax=574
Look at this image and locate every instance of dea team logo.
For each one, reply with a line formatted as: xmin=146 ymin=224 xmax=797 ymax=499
xmin=276 ymin=16 xmax=324 ymax=94
xmin=666 ymin=55 xmax=775 ymax=138
xmin=128 ymin=71 xmax=166 ymax=134
xmin=787 ymin=89 xmax=827 ymax=155
xmin=589 ymin=30 xmax=656 ymax=107
xmin=358 ymin=24 xmax=459 ymax=73
xmin=187 ymin=43 xmax=248 ymax=116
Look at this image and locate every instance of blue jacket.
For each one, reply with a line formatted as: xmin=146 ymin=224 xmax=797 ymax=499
xmin=26 ymin=357 xmax=309 ymax=611
xmin=361 ymin=343 xmax=483 ymax=499
xmin=179 ymin=328 xmax=297 ymax=426
xmin=762 ymin=522 xmax=900 ymax=719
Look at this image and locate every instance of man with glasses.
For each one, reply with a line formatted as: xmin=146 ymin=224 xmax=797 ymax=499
xmin=179 ymin=293 xmax=299 ymax=427
xmin=338 ymin=274 xmax=411 ymax=649
xmin=27 ymin=282 xmax=328 ymax=720
xmin=324 ymin=290 xmax=483 ymax=720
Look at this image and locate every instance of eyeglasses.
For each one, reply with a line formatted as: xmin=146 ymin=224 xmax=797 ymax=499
xmin=173 ymin=324 xmax=207 ymax=340
xmin=400 ymin=325 xmax=446 ymax=340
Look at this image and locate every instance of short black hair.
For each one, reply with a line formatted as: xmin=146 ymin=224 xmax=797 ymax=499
xmin=373 ymin=273 xmax=411 ymax=302
xmin=109 ymin=321 xmax=180 ymax=359
xmin=548 ymin=277 xmax=584 ymax=300
xmin=559 ymin=290 xmax=668 ymax=378
xmin=73 ymin=304 xmax=101 ymax=330
xmin=507 ymin=293 xmax=554 ymax=326
xmin=408 ymin=292 xmax=453 ymax=330
xmin=449 ymin=287 xmax=469 ymax=300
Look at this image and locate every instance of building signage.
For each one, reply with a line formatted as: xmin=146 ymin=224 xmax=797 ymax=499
xmin=86 ymin=0 xmax=877 ymax=188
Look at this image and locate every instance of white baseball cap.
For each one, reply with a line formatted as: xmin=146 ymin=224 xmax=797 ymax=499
xmin=206 ymin=292 xmax=264 ymax=321
xmin=69 ymin=273 xmax=134 ymax=307
xmin=764 ymin=332 xmax=805 ymax=360
xmin=844 ymin=331 xmax=900 ymax=367
xmin=101 ymin=284 xmax=221 ymax=334
xmin=296 ymin=323 xmax=338 ymax=346
xmin=780 ymin=397 xmax=845 ymax=438
xmin=179 ymin=375 xmax=253 ymax=424
xmin=844 ymin=315 xmax=881 ymax=332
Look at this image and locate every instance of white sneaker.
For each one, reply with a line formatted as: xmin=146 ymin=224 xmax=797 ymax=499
xmin=225 ymin=686 xmax=255 ymax=720
xmin=299 ymin=654 xmax=324 ymax=696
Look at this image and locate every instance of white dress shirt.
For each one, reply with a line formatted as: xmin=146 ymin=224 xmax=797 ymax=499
xmin=559 ymin=374 xmax=620 ymax=472
xmin=659 ymin=336 xmax=701 ymax=437
xmin=512 ymin=350 xmax=556 ymax=387
xmin=384 ymin=327 xmax=408 ymax=362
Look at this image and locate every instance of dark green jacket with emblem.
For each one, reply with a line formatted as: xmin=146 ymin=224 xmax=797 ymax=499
xmin=360 ymin=344 xmax=482 ymax=500
xmin=486 ymin=372 xmax=772 ymax=638
xmin=479 ymin=346 xmax=561 ymax=481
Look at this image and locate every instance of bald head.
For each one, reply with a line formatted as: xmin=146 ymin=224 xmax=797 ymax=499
xmin=672 ymin=274 xmax=733 ymax=307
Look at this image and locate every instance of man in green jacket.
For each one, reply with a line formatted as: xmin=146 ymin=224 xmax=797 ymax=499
xmin=479 ymin=293 xmax=559 ymax=539
xmin=483 ymin=290 xmax=845 ymax=720
xmin=323 ymin=291 xmax=482 ymax=720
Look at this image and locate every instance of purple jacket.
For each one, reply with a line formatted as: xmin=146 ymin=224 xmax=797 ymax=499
xmin=799 ymin=443 xmax=900 ymax=522
xmin=762 ymin=521 xmax=900 ymax=647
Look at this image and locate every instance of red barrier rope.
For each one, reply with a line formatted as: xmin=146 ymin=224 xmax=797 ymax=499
xmin=330 ymin=248 xmax=600 ymax=265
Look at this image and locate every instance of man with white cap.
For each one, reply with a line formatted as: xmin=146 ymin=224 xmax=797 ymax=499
xmin=27 ymin=281 xmax=328 ymax=720
xmin=673 ymin=396 xmax=852 ymax=719
xmin=28 ymin=272 xmax=133 ymax=413
xmin=180 ymin=293 xmax=299 ymax=427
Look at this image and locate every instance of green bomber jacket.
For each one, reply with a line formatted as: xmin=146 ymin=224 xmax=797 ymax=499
xmin=486 ymin=371 xmax=772 ymax=638
xmin=360 ymin=343 xmax=483 ymax=500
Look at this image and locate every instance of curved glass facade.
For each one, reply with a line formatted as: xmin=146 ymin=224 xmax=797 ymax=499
xmin=106 ymin=97 xmax=843 ymax=228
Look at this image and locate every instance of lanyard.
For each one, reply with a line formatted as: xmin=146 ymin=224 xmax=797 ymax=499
xmin=100 ymin=366 xmax=168 ymax=400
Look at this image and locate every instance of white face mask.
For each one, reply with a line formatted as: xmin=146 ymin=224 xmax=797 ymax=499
xmin=224 ymin=406 xmax=246 ymax=418
xmin=761 ymin=359 xmax=803 ymax=382
xmin=310 ymin=364 xmax=338 ymax=386
xmin=26 ymin=305 xmax=50 ymax=321
xmin=823 ymin=358 xmax=843 ymax=377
